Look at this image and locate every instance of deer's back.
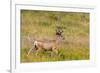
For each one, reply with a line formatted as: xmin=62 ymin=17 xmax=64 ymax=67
xmin=34 ymin=40 xmax=56 ymax=50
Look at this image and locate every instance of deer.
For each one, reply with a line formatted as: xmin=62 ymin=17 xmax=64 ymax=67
xmin=27 ymin=27 xmax=65 ymax=56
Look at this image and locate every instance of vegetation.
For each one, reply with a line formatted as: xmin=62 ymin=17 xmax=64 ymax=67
xmin=20 ymin=10 xmax=89 ymax=63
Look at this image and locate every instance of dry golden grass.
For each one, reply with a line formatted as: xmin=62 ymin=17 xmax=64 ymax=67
xmin=20 ymin=10 xmax=89 ymax=63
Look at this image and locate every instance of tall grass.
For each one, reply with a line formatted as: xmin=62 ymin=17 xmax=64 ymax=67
xmin=20 ymin=10 xmax=89 ymax=63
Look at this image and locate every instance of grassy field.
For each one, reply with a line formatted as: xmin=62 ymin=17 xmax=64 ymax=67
xmin=20 ymin=10 xmax=89 ymax=63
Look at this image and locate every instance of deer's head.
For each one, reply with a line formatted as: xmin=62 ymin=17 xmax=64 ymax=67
xmin=56 ymin=26 xmax=65 ymax=40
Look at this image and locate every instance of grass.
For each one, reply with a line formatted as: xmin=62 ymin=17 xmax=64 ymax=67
xmin=21 ymin=47 xmax=89 ymax=63
xmin=20 ymin=10 xmax=89 ymax=63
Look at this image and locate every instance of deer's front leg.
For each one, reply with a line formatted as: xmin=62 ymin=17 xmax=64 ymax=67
xmin=52 ymin=47 xmax=58 ymax=55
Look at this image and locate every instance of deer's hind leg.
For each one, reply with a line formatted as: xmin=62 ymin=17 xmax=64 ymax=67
xmin=35 ymin=47 xmax=42 ymax=56
xmin=27 ymin=45 xmax=35 ymax=56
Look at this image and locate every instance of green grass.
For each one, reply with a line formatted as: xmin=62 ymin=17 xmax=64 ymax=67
xmin=20 ymin=10 xmax=89 ymax=63
xmin=21 ymin=47 xmax=89 ymax=63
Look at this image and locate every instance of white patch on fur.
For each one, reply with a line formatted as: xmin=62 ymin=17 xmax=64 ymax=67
xmin=34 ymin=41 xmax=38 ymax=45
